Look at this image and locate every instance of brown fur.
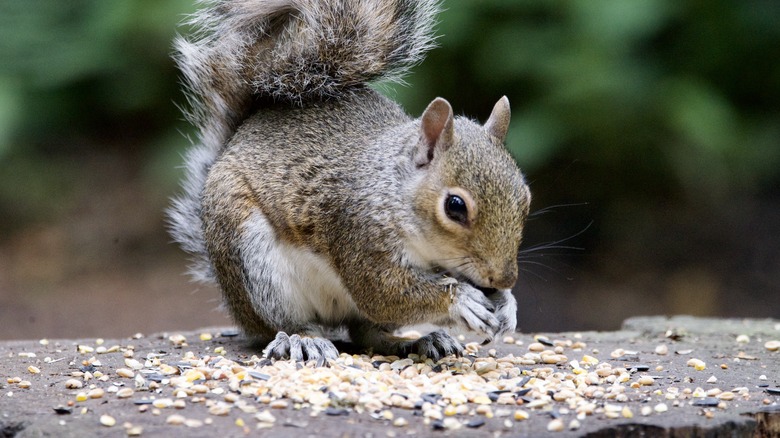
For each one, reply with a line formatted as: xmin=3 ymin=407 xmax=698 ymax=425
xmin=169 ymin=1 xmax=531 ymax=360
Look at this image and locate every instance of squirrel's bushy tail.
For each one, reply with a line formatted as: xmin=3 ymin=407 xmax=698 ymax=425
xmin=168 ymin=0 xmax=440 ymax=282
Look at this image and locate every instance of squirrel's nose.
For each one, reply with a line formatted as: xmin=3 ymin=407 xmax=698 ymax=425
xmin=489 ymin=263 xmax=518 ymax=289
xmin=490 ymin=277 xmax=516 ymax=289
xmin=488 ymin=274 xmax=516 ymax=290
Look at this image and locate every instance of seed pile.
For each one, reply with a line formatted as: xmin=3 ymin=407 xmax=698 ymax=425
xmin=4 ymin=329 xmax=779 ymax=435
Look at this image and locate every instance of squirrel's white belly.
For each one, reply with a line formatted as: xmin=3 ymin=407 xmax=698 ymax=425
xmin=240 ymin=210 xmax=359 ymax=327
xmin=275 ymin=241 xmax=358 ymax=324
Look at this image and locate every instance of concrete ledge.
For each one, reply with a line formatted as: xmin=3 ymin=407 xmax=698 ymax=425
xmin=0 ymin=315 xmax=778 ymax=437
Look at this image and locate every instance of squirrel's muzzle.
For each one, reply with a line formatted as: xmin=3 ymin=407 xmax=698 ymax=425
xmin=488 ymin=262 xmax=518 ymax=290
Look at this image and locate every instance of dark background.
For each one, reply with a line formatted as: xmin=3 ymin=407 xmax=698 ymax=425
xmin=1 ymin=1 xmax=778 ymax=340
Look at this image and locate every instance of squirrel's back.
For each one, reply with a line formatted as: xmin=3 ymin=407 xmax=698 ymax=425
xmin=168 ymin=0 xmax=441 ymax=282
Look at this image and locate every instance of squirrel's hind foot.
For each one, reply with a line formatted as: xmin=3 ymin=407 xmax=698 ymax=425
xmin=262 ymin=332 xmax=340 ymax=367
xmin=400 ymin=330 xmax=463 ymax=362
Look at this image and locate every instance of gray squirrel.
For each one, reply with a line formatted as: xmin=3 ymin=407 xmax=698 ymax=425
xmin=168 ymin=0 xmax=532 ymax=363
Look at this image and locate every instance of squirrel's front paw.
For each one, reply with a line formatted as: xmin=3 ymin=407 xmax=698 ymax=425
xmin=485 ymin=289 xmax=518 ymax=337
xmin=449 ymin=284 xmax=500 ymax=340
xmin=263 ymin=332 xmax=339 ymax=366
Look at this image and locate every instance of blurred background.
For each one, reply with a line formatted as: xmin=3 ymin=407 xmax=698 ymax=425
xmin=0 ymin=0 xmax=778 ymax=340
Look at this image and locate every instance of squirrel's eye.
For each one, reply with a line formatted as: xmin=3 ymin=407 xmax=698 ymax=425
xmin=444 ymin=194 xmax=468 ymax=225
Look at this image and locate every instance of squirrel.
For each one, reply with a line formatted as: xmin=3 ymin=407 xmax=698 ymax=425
xmin=168 ymin=0 xmax=532 ymax=363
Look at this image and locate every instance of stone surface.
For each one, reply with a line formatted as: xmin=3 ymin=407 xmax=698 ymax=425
xmin=0 ymin=315 xmax=778 ymax=437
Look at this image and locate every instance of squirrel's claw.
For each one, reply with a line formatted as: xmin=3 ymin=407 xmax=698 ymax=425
xmin=436 ymin=276 xmax=459 ymax=287
xmin=449 ymin=284 xmax=501 ymax=340
xmin=263 ymin=331 xmax=291 ymax=359
xmin=437 ymin=276 xmax=459 ymax=302
xmin=402 ymin=330 xmax=463 ymax=362
xmin=263 ymin=331 xmax=339 ymax=366
xmin=486 ymin=289 xmax=518 ymax=337
xmin=474 ymin=290 xmax=519 ymax=346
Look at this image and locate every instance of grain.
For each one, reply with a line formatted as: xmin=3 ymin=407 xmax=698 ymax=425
xmin=153 ymin=398 xmax=173 ymax=409
xmin=124 ymin=359 xmax=143 ymax=370
xmin=393 ymin=417 xmax=408 ymax=427
xmin=269 ymin=400 xmax=288 ymax=409
xmin=15 ymin=327 xmax=769 ymax=434
xmin=514 ymin=410 xmax=529 ymax=421
xmin=547 ymin=418 xmax=564 ymax=432
xmin=64 ymin=379 xmax=83 ymax=389
xmin=116 ymin=388 xmax=134 ymax=398
xmin=686 ymin=358 xmax=706 ymax=370
xmin=638 ymin=376 xmax=655 ymax=386
xmin=166 ymin=414 xmax=186 ymax=425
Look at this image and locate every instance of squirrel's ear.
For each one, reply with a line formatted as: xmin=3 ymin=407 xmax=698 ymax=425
xmin=485 ymin=96 xmax=511 ymax=142
xmin=416 ymin=97 xmax=454 ymax=167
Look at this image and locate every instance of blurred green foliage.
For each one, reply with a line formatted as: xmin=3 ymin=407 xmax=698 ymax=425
xmin=0 ymin=0 xmax=195 ymax=228
xmin=0 ymin=0 xmax=778 ymax=233
xmin=0 ymin=0 xmax=194 ymax=148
